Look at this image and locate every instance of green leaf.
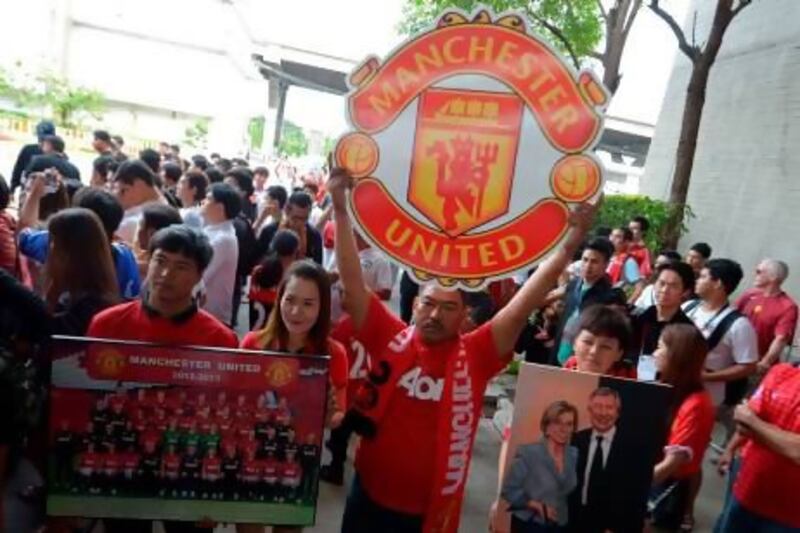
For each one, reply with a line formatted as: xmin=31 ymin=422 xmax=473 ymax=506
xmin=397 ymin=0 xmax=602 ymax=63
xmin=278 ymin=120 xmax=309 ymax=157
xmin=594 ymin=195 xmax=694 ymax=252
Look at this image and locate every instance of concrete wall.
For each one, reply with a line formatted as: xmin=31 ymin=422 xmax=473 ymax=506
xmin=642 ymin=0 xmax=800 ymax=301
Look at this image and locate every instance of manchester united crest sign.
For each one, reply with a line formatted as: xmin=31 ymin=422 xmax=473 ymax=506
xmin=335 ymin=6 xmax=608 ymax=289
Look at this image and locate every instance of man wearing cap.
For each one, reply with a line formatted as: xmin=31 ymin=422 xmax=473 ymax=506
xmin=11 ymin=120 xmax=55 ymax=193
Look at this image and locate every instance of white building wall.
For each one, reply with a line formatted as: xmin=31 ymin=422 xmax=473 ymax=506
xmin=642 ymin=0 xmax=800 ymax=301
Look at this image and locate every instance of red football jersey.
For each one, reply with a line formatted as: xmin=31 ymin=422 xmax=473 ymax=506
xmin=241 ymin=458 xmax=262 ymax=481
xmin=103 ymin=453 xmax=121 ymax=474
xmin=163 ymin=453 xmax=181 ymax=476
xmin=79 ymin=452 xmax=100 ymax=472
xmin=202 ymin=456 xmax=222 ymax=477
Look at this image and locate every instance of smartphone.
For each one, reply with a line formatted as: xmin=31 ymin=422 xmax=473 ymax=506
xmin=43 ymin=169 xmax=59 ymax=194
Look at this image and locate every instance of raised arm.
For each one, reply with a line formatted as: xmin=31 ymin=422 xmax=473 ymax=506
xmin=490 ymin=201 xmax=598 ymax=356
xmin=17 ymin=172 xmax=46 ymax=231
xmin=327 ymin=166 xmax=369 ymax=329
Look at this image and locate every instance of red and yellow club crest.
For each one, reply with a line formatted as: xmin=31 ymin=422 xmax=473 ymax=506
xmin=336 ymin=6 xmax=607 ymax=288
xmin=264 ymin=360 xmax=297 ymax=388
xmin=92 ymin=348 xmax=126 ymax=379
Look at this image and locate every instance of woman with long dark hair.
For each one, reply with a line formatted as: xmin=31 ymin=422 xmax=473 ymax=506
xmin=1 ymin=207 xmax=119 ymax=336
xmin=239 ymin=259 xmax=347 ymax=533
xmin=649 ymin=324 xmax=715 ymax=531
xmin=44 ymin=208 xmax=119 ymax=315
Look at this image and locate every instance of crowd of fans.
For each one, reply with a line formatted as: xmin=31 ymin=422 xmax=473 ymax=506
xmin=0 ymin=120 xmax=797 ymax=533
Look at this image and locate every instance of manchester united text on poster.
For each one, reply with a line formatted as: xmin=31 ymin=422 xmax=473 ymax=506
xmin=336 ymin=6 xmax=608 ymax=288
xmin=46 ymin=336 xmax=329 ymax=526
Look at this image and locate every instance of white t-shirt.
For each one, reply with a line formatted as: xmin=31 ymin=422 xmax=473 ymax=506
xmin=180 ymin=206 xmax=203 ymax=229
xmin=117 ymin=199 xmax=165 ymax=245
xmin=330 ymin=247 xmax=394 ymax=322
xmin=201 ymin=220 xmax=239 ymax=325
xmin=635 ymin=284 xmax=656 ymax=311
xmin=682 ymin=300 xmax=758 ymax=405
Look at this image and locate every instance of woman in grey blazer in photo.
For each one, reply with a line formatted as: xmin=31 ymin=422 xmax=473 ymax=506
xmin=501 ymin=401 xmax=579 ymax=532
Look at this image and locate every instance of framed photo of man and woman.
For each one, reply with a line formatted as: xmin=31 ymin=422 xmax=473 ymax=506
xmin=46 ymin=336 xmax=330 ymax=526
xmin=498 ymin=363 xmax=672 ymax=533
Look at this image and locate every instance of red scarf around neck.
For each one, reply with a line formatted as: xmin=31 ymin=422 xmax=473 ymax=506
xmin=356 ymin=326 xmax=481 ymax=533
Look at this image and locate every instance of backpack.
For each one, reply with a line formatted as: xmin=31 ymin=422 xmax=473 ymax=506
xmin=684 ymin=300 xmax=748 ymax=405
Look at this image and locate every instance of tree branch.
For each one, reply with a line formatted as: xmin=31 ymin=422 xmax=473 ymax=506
xmin=648 ymin=0 xmax=700 ymax=62
xmin=732 ymin=0 xmax=753 ymax=17
xmin=596 ymin=0 xmax=609 ymax=21
xmin=622 ymin=0 xmax=643 ymax=38
xmin=528 ymin=11 xmax=582 ymax=70
xmin=588 ymin=50 xmax=605 ymax=61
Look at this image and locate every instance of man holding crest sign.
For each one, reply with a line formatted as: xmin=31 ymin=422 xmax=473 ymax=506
xmin=330 ymin=5 xmax=608 ymax=531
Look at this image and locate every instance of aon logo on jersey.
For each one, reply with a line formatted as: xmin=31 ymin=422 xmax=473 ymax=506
xmin=398 ymin=367 xmax=443 ymax=401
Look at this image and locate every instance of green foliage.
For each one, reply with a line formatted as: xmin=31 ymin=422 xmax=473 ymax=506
xmin=248 ymin=116 xmax=265 ymax=149
xmin=594 ymin=195 xmax=694 ymax=253
xmin=398 ymin=0 xmax=602 ymax=64
xmin=184 ymin=118 xmax=210 ymax=149
xmin=0 ymin=64 xmax=104 ymax=127
xmin=278 ymin=120 xmax=308 ymax=157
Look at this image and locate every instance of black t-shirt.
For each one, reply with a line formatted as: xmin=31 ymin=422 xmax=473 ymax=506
xmin=628 ymin=305 xmax=696 ymax=364
xmin=253 ymin=222 xmax=323 ymax=266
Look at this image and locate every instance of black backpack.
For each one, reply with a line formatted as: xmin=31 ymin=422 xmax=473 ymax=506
xmin=685 ymin=300 xmax=748 ymax=406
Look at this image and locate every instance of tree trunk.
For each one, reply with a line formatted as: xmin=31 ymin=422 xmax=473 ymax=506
xmin=602 ymin=0 xmax=639 ymax=95
xmin=602 ymin=33 xmax=625 ymax=94
xmin=663 ymin=62 xmax=710 ymax=248
xmin=662 ymin=1 xmax=737 ymax=249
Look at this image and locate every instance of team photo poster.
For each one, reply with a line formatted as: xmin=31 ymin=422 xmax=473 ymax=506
xmin=46 ymin=336 xmax=330 ymax=526
xmin=498 ymin=364 xmax=672 ymax=533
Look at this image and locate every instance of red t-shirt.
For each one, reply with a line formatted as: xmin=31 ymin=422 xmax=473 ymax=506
xmin=103 ymin=453 xmax=121 ymax=473
xmin=87 ymin=301 xmax=239 ymax=349
xmin=241 ymin=458 xmax=261 ymax=480
xmin=163 ymin=453 xmax=181 ymax=475
xmin=262 ymin=458 xmax=280 ymax=479
xmin=354 ymin=296 xmax=507 ymax=515
xmin=664 ymin=391 xmax=715 ymax=479
xmin=331 ymin=316 xmax=371 ymax=405
xmin=239 ymin=438 xmax=259 ymax=459
xmin=629 ymin=243 xmax=653 ymax=279
xmin=203 ymin=456 xmax=222 ymax=477
xmin=239 ymin=333 xmax=349 ymax=408
xmin=80 ymin=452 xmax=100 ymax=471
xmin=563 ymin=356 xmax=637 ymax=379
xmin=122 ymin=452 xmax=140 ymax=472
xmin=734 ymin=364 xmax=800 ymax=527
xmin=735 ymin=289 xmax=798 ymax=356
xmin=281 ymin=461 xmax=302 ymax=481
xmin=0 ymin=212 xmax=18 ymax=276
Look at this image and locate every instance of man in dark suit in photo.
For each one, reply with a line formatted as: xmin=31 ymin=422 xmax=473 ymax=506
xmin=569 ymin=387 xmax=646 ymax=533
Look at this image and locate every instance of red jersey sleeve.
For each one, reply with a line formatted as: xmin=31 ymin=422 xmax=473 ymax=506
xmin=331 ymin=316 xmax=355 ymax=344
xmin=240 ymin=332 xmax=262 ymax=351
xmin=327 ymin=339 xmax=349 ymax=390
xmin=212 ymin=327 xmax=240 ymax=349
xmin=734 ymin=290 xmax=751 ymax=312
xmin=775 ymin=301 xmax=798 ymax=341
xmin=465 ymin=322 xmax=509 ymax=383
xmin=354 ymin=294 xmax=406 ymax=361
xmin=665 ymin=391 xmax=715 ymax=478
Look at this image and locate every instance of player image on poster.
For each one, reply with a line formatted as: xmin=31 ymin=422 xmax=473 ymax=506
xmin=497 ymin=364 xmax=671 ymax=533
xmin=335 ymin=5 xmax=609 ymax=289
xmin=46 ymin=336 xmax=329 ymax=526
